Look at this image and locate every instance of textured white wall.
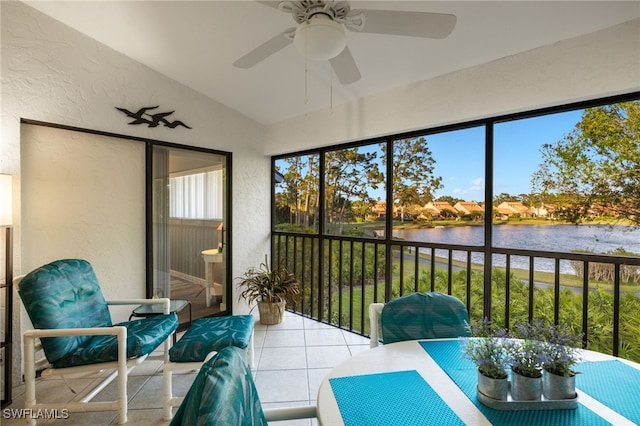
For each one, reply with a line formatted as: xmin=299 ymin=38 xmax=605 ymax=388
xmin=21 ymin=124 xmax=146 ymax=314
xmin=1 ymin=2 xmax=272 ymax=385
xmin=1 ymin=2 xmax=271 ymax=305
xmin=264 ymin=19 xmax=640 ymax=155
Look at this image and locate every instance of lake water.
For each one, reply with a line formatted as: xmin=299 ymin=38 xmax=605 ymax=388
xmin=393 ymin=224 xmax=640 ymax=274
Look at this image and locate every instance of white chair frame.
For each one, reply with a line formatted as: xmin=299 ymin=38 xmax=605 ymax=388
xmin=20 ymin=282 xmax=173 ymax=426
xmin=369 ymin=302 xmax=384 ymax=348
xmin=162 ymin=332 xmax=255 ymax=420
xmin=263 ymin=406 xmax=318 ymax=422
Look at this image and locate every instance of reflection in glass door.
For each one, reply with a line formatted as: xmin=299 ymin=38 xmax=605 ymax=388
xmin=152 ymin=145 xmax=229 ymax=320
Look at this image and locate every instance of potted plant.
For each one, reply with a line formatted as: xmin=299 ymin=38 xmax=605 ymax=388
xmin=511 ymin=322 xmax=545 ymax=401
xmin=511 ymin=319 xmax=583 ymax=400
xmin=237 ymin=254 xmax=300 ymax=325
xmin=463 ymin=319 xmax=512 ymax=400
xmin=509 ymin=337 xmax=545 ymax=400
xmin=537 ymin=322 xmax=583 ymax=399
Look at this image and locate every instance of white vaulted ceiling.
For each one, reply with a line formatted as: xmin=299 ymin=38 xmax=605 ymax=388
xmin=24 ymin=1 xmax=640 ymax=126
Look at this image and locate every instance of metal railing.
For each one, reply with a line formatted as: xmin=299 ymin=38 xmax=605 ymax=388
xmin=273 ymin=232 xmax=640 ymax=361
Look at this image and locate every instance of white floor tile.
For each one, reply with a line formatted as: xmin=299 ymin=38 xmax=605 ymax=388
xmin=307 ymin=368 xmax=332 ymax=400
xmin=254 ymin=328 xmax=267 ymax=347
xmin=302 ymin=318 xmax=335 ymax=330
xmin=263 ymin=329 xmax=306 ymax=347
xmin=254 ymin=369 xmax=309 ymax=403
xmin=267 ymin=315 xmax=305 ymax=330
xmin=306 ymin=345 xmax=352 ymax=369
xmin=258 ymin=346 xmax=307 ymax=370
xmin=304 ymin=328 xmax=347 ymax=346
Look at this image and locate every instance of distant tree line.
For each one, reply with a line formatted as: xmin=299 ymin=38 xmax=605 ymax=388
xmin=275 ymin=100 xmax=639 ymax=231
xmin=532 ymin=101 xmax=639 ymax=225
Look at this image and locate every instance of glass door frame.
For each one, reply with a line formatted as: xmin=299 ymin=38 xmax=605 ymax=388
xmin=145 ymin=141 xmax=232 ymax=313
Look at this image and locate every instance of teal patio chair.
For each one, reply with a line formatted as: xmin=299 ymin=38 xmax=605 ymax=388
xmin=170 ymin=345 xmax=316 ymax=426
xmin=369 ymin=292 xmax=470 ymax=348
xmin=17 ymin=259 xmax=178 ymax=425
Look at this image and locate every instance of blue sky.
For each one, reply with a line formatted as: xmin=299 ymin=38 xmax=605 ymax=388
xmin=276 ymin=108 xmax=585 ymax=203
xmin=427 ymin=109 xmax=584 ymax=202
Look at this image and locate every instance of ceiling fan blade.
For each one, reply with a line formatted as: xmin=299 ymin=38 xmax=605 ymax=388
xmin=254 ymin=1 xmax=282 ymax=10
xmin=350 ymin=10 xmax=456 ymax=39
xmin=330 ymin=46 xmax=361 ymax=85
xmin=233 ymin=28 xmax=295 ymax=69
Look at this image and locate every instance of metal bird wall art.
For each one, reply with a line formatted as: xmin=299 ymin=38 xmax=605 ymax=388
xmin=116 ymin=106 xmax=192 ymax=129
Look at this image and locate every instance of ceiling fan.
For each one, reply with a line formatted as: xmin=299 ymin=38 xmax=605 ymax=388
xmin=233 ymin=1 xmax=456 ymax=85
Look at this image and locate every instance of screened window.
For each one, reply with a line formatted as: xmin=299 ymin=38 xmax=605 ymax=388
xmin=274 ymin=154 xmax=320 ymax=233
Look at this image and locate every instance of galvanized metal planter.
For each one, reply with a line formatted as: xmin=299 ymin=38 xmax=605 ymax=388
xmin=543 ymin=370 xmax=577 ymax=400
xmin=477 ymin=370 xmax=509 ymax=401
xmin=477 ymin=370 xmax=579 ymax=410
xmin=510 ymin=372 xmax=542 ymax=401
xmin=477 ymin=387 xmax=579 ymax=410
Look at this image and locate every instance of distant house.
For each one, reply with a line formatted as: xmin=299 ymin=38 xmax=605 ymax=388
xmin=454 ymin=201 xmax=484 ymax=216
xmin=422 ymin=201 xmax=457 ymax=219
xmin=496 ymin=201 xmax=531 ymax=219
xmin=392 ymin=203 xmax=419 ymax=220
xmin=530 ymin=203 xmax=556 ymax=219
xmin=588 ymin=202 xmax=617 ymax=217
xmin=372 ymin=201 xmax=387 ymax=219
xmin=372 ymin=201 xmax=405 ymax=219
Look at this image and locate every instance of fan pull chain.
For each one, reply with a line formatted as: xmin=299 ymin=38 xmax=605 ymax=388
xmin=329 ymin=62 xmax=334 ymax=115
xmin=304 ymin=30 xmax=309 ymax=105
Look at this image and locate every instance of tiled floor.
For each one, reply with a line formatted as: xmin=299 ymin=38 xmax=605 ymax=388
xmin=3 ymin=311 xmax=371 ymax=425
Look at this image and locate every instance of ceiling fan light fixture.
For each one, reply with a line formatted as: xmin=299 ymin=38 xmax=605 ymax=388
xmin=294 ymin=16 xmax=346 ymax=61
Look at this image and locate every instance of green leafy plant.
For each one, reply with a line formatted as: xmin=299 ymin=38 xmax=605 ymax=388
xmin=237 ymin=254 xmax=300 ymax=309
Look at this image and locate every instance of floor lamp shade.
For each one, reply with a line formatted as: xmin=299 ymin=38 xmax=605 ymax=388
xmin=0 ymin=174 xmax=12 ymax=226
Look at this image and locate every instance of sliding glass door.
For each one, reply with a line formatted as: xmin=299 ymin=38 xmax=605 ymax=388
xmin=21 ymin=121 xmax=231 ymax=323
xmin=152 ymin=145 xmax=230 ymax=319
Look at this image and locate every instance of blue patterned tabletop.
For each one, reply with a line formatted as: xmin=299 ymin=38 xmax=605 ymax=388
xmin=326 ymin=340 xmax=640 ymax=425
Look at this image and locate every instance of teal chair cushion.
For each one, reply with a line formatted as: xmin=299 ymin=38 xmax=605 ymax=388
xmin=18 ymin=259 xmax=113 ymax=364
xmin=381 ymin=292 xmax=470 ymax=344
xmin=170 ymin=315 xmax=254 ymax=362
xmin=18 ymin=258 xmax=179 ymax=368
xmin=53 ymin=313 xmax=178 ymax=368
xmin=170 ymin=346 xmax=267 ymax=426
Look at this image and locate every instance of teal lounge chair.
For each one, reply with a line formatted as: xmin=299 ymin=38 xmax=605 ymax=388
xmin=17 ymin=259 xmax=178 ymax=425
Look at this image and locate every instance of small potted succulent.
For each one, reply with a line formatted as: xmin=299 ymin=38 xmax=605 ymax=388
xmin=237 ymin=254 xmax=300 ymax=325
